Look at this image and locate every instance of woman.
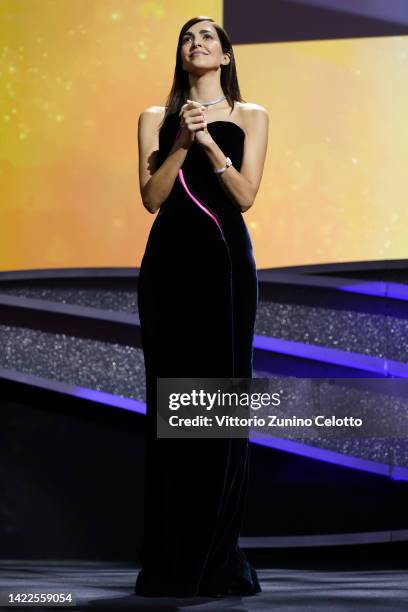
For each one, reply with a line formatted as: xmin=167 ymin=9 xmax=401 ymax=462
xmin=135 ymin=15 xmax=268 ymax=598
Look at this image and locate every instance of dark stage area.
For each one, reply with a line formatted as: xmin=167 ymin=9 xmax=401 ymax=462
xmin=1 ymin=554 xmax=408 ymax=611
xmin=1 ymin=263 xmax=408 ymax=609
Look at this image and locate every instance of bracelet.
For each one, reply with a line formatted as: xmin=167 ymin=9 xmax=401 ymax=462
xmin=213 ymin=157 xmax=232 ymax=174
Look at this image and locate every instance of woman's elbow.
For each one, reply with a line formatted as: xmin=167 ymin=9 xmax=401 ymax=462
xmin=141 ymin=187 xmax=159 ymax=214
xmin=142 ymin=199 xmax=157 ymax=214
xmin=241 ymin=202 xmax=254 ymax=214
xmin=241 ymin=190 xmax=256 ymax=213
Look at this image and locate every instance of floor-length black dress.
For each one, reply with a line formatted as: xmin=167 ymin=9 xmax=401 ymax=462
xmin=135 ymin=110 xmax=261 ymax=597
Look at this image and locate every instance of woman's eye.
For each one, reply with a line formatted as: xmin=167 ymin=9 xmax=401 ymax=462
xmin=182 ymin=34 xmax=212 ymax=43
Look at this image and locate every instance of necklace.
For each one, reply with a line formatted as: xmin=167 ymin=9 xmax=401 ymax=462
xmin=193 ymin=95 xmax=226 ymax=107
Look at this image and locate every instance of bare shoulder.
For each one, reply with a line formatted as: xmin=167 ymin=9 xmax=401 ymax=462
xmin=235 ymin=103 xmax=268 ymax=142
xmin=138 ymin=105 xmax=166 ymax=130
xmin=238 ymin=102 xmax=269 ymax=126
xmin=140 ymin=105 xmax=166 ymax=116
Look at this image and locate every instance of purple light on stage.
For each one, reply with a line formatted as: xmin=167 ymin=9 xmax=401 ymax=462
xmin=69 ymin=385 xmax=146 ymax=415
xmin=253 ymin=335 xmax=408 ymax=378
xmin=78 ymin=383 xmax=406 ymax=481
xmin=336 ymin=281 xmax=408 ymax=301
xmin=249 ymin=434 xmax=408 ymax=482
xmin=392 ymin=465 xmax=408 ymax=481
xmin=3 ymin=368 xmax=406 ymax=481
xmin=70 ymin=386 xmax=406 ymax=480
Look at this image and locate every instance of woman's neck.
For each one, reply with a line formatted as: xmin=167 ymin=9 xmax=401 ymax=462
xmin=188 ymin=72 xmax=224 ymax=104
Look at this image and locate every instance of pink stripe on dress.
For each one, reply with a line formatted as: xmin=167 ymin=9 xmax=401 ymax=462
xmin=174 ymin=127 xmax=227 ymax=243
xmin=177 ymin=169 xmax=227 ymax=243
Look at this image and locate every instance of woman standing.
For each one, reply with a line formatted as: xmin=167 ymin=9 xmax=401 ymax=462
xmin=135 ymin=15 xmax=268 ymax=598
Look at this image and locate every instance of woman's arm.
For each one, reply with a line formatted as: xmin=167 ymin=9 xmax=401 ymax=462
xmin=200 ymin=105 xmax=269 ymax=213
xmin=138 ymin=107 xmax=190 ymax=214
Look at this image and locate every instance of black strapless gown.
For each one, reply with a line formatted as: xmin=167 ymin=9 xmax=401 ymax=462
xmin=135 ymin=112 xmax=261 ymax=597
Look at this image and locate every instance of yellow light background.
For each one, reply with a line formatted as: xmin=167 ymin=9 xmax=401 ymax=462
xmin=1 ymin=0 xmax=407 ymax=272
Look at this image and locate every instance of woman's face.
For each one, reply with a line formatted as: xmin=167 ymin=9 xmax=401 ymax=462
xmin=180 ymin=21 xmax=228 ymax=74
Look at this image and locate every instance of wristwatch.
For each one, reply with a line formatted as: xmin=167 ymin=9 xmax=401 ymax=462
xmin=213 ymin=157 xmax=232 ymax=174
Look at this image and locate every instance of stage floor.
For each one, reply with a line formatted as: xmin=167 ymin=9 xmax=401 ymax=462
xmin=1 ymin=560 xmax=407 ymax=611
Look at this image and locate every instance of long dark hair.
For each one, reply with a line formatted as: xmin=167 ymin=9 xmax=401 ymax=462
xmin=160 ymin=16 xmax=245 ymax=128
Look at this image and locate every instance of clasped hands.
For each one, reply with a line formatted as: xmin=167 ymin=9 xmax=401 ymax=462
xmin=178 ymin=99 xmax=214 ymax=149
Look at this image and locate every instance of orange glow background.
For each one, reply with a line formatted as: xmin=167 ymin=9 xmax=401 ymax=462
xmin=1 ymin=0 xmax=407 ymax=271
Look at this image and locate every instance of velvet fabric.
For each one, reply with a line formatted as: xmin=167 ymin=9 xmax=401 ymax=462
xmin=135 ymin=112 xmax=260 ymax=597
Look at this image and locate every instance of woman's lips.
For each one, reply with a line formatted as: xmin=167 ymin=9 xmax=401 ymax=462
xmin=190 ymin=52 xmax=208 ymax=57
